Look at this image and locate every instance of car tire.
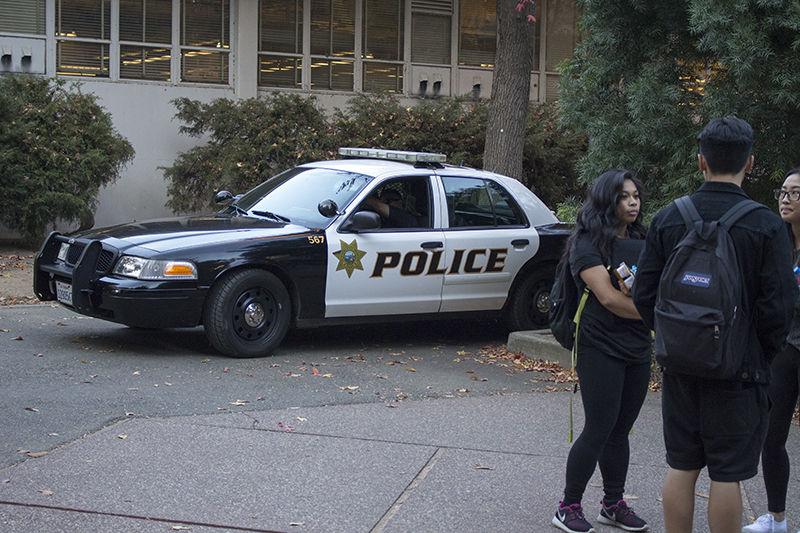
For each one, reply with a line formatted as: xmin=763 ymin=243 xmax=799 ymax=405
xmin=505 ymin=272 xmax=553 ymax=331
xmin=203 ymin=269 xmax=291 ymax=358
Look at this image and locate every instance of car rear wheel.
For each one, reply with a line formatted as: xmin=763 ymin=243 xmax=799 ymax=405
xmin=505 ymin=272 xmax=553 ymax=331
xmin=204 ymin=269 xmax=291 ymax=358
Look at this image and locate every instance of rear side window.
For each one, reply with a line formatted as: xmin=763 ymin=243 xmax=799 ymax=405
xmin=443 ymin=177 xmax=527 ymax=228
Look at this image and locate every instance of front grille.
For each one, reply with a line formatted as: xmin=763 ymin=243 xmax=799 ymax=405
xmin=65 ymin=243 xmax=85 ymax=265
xmin=96 ymin=250 xmax=115 ymax=273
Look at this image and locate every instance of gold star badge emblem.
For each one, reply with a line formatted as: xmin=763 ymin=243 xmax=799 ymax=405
xmin=332 ymin=239 xmax=367 ymax=278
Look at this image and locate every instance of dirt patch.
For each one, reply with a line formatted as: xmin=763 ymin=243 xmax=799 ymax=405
xmin=0 ymin=247 xmax=40 ymax=305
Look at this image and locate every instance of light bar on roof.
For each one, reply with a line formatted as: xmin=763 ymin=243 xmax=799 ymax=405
xmin=338 ymin=147 xmax=447 ymax=163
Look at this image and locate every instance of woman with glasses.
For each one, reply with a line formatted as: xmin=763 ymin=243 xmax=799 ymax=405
xmin=744 ymin=167 xmax=800 ymax=533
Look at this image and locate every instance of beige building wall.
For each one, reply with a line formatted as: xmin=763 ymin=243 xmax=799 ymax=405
xmin=0 ymin=0 xmax=578 ymax=234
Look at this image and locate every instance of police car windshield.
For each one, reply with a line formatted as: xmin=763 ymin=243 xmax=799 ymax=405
xmin=234 ymin=167 xmax=373 ymax=228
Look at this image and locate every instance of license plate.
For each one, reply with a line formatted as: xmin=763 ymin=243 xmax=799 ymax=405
xmin=55 ymin=281 xmax=72 ymax=306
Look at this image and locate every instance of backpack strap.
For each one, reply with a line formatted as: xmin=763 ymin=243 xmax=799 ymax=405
xmin=674 ymin=196 xmax=703 ymax=233
xmin=718 ymin=199 xmax=763 ymax=229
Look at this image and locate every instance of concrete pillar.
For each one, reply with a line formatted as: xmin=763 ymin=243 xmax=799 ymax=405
xmin=234 ymin=0 xmax=258 ymax=98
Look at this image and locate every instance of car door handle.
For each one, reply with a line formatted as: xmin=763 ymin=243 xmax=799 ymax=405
xmin=420 ymin=241 xmax=443 ymax=249
xmin=511 ymin=239 xmax=529 ymax=247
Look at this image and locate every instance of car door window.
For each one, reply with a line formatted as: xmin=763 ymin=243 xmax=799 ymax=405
xmin=356 ymin=176 xmax=432 ymax=230
xmin=443 ymin=177 xmax=527 ymax=228
xmin=443 ymin=177 xmax=494 ymax=228
xmin=486 ymin=181 xmax=527 ymax=226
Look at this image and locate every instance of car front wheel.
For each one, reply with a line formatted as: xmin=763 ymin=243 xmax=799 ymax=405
xmin=505 ymin=272 xmax=553 ymax=331
xmin=204 ymin=269 xmax=291 ymax=358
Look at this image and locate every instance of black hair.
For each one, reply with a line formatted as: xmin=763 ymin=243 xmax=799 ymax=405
xmin=782 ymin=167 xmax=800 ymax=254
xmin=697 ymin=116 xmax=754 ymax=175
xmin=564 ymin=169 xmax=647 ymax=264
xmin=784 ymin=167 xmax=800 ymax=180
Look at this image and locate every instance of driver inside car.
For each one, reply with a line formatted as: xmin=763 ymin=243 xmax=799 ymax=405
xmin=363 ymin=189 xmax=420 ymax=228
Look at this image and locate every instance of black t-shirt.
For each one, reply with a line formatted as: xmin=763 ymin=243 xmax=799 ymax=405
xmin=570 ymin=233 xmax=652 ymax=363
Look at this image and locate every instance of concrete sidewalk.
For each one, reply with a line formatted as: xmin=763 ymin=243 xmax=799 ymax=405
xmin=0 ymin=392 xmax=798 ymax=532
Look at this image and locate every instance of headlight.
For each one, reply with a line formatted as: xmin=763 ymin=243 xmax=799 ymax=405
xmin=57 ymin=243 xmax=69 ymax=262
xmin=112 ymin=256 xmax=198 ymax=280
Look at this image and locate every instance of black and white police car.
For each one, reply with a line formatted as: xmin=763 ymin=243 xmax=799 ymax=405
xmin=34 ymin=148 xmax=571 ymax=357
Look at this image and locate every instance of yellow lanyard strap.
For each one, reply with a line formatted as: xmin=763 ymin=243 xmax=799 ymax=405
xmin=571 ymin=288 xmax=590 ymax=369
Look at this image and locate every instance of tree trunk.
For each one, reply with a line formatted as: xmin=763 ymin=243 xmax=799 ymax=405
xmin=483 ymin=0 xmax=537 ymax=180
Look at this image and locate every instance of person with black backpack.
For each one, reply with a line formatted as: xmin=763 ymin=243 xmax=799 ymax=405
xmin=551 ymin=170 xmax=652 ymax=533
xmin=633 ymin=117 xmax=797 ymax=533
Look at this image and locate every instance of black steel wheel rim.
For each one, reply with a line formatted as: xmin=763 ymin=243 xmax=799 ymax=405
xmin=232 ymin=286 xmax=276 ymax=342
xmin=527 ymin=281 xmax=550 ymax=326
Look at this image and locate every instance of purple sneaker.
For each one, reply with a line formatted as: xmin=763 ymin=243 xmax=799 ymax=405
xmin=552 ymin=501 xmax=595 ymax=533
xmin=597 ymin=499 xmax=648 ymax=531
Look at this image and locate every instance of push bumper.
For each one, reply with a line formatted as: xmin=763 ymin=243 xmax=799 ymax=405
xmin=34 ymin=232 xmax=206 ymax=328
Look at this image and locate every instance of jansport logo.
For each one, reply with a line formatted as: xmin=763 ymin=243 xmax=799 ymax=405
xmin=681 ymin=272 xmax=711 ymax=288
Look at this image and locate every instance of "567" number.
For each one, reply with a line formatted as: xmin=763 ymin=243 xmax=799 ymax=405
xmin=307 ymin=235 xmax=325 ymax=245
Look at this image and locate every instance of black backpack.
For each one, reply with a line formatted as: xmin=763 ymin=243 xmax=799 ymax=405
xmin=549 ymin=255 xmax=581 ymax=350
xmin=654 ymin=196 xmax=762 ymax=380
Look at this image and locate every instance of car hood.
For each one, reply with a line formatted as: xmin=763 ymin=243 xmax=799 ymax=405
xmin=71 ymin=215 xmax=313 ymax=253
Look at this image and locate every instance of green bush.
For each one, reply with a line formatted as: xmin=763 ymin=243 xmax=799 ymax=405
xmin=163 ymin=93 xmax=587 ymax=214
xmin=0 ymin=75 xmax=134 ymax=244
xmin=164 ymin=93 xmax=336 ymax=213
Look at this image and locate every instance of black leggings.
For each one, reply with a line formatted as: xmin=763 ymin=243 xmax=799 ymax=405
xmin=762 ymin=344 xmax=800 ymax=513
xmin=563 ymin=346 xmax=651 ymax=505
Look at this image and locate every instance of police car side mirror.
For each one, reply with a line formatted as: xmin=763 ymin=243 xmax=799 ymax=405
xmin=215 ymin=190 xmax=235 ymax=204
xmin=318 ymin=199 xmax=341 ymax=218
xmin=341 ymin=211 xmax=381 ymax=232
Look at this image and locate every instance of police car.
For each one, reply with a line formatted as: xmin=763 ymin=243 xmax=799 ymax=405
xmin=34 ymin=148 xmax=571 ymax=358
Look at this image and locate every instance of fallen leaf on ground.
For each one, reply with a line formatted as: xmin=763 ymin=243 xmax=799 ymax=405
xmin=24 ymin=407 xmax=39 ymax=412
xmin=322 ymin=373 xmax=333 ymax=378
xmin=296 ymin=417 xmax=307 ymax=422
xmin=473 ymin=464 xmax=494 ymax=470
xmin=289 ymin=522 xmax=305 ymax=527
xmin=339 ymin=385 xmax=359 ymax=392
xmin=38 ymin=489 xmax=54 ymax=496
xmin=171 ymin=526 xmax=192 ymax=531
xmin=117 ymin=434 xmax=128 ymax=440
xmin=26 ymin=451 xmax=48 ymax=458
xmin=405 ymin=367 xmax=416 ymax=372
xmin=311 ymin=367 xmax=320 ymax=376
xmin=12 ymin=336 xmax=23 ymax=341
xmin=230 ymin=400 xmax=249 ymax=406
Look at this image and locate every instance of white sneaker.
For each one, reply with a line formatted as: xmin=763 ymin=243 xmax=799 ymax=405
xmin=742 ymin=514 xmax=787 ymax=533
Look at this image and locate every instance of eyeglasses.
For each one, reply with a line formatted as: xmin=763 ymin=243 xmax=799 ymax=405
xmin=774 ymin=189 xmax=800 ymax=202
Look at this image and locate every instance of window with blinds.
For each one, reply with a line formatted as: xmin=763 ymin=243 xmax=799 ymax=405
xmin=411 ymin=12 xmax=450 ymax=64
xmin=0 ymin=0 xmax=46 ymax=34
xmin=181 ymin=0 xmax=230 ymax=84
xmin=258 ymin=0 xmax=303 ymax=88
xmin=309 ymin=0 xmax=354 ymax=90
xmin=120 ymin=0 xmax=172 ymax=81
xmin=545 ymin=0 xmax=577 ymax=72
xmin=362 ymin=0 xmax=403 ymax=93
xmin=458 ymin=0 xmax=495 ymax=67
xmin=56 ymin=0 xmax=111 ymax=77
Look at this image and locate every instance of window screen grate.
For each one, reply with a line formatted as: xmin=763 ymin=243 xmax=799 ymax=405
xmin=0 ymin=0 xmax=46 ymax=34
xmin=410 ymin=0 xmax=452 ymax=15
xmin=411 ymin=13 xmax=450 ymax=64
